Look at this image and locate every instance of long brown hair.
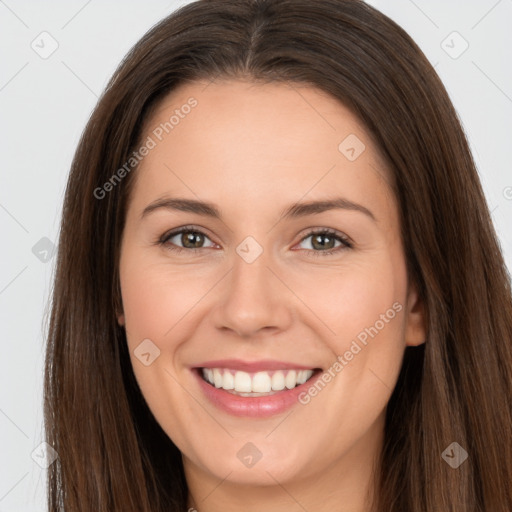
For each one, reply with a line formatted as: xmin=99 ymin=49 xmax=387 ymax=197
xmin=44 ymin=0 xmax=512 ymax=510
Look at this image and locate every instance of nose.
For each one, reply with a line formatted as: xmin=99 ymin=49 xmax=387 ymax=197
xmin=212 ymin=248 xmax=293 ymax=338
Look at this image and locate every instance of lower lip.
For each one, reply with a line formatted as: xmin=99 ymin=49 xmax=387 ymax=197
xmin=193 ymin=369 xmax=322 ymax=418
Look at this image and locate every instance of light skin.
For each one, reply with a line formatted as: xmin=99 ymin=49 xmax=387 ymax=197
xmin=117 ymin=79 xmax=426 ymax=512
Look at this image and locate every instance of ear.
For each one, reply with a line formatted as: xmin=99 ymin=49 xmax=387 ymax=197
xmin=117 ymin=312 xmax=125 ymax=327
xmin=404 ymin=280 xmax=426 ymax=346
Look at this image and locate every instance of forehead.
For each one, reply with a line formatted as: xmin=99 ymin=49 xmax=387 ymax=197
xmin=130 ymin=79 xmax=395 ymax=220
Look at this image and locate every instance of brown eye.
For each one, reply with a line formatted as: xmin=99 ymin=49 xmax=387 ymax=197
xmin=180 ymin=231 xmax=205 ymax=248
xmin=310 ymin=233 xmax=337 ymax=250
xmin=160 ymin=227 xmax=216 ymax=253
xmin=296 ymin=229 xmax=352 ymax=256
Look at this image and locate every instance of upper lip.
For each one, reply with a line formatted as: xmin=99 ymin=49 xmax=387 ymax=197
xmin=193 ymin=359 xmax=320 ymax=372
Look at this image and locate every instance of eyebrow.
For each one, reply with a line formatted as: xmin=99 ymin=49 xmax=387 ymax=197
xmin=140 ymin=196 xmax=376 ymax=222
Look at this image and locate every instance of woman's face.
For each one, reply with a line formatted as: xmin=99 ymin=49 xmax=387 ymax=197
xmin=118 ymin=79 xmax=425 ymax=490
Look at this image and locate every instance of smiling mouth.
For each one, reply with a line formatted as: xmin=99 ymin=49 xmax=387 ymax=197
xmin=198 ymin=367 xmax=322 ymax=397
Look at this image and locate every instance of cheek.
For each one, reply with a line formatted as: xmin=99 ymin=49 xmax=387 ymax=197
xmin=337 ymin=270 xmax=404 ymax=350
xmin=286 ymin=257 xmax=406 ymax=351
xmin=119 ymin=252 xmax=204 ymax=450
xmin=119 ymin=253 xmax=208 ymax=341
xmin=287 ymin=252 xmax=408 ymax=415
xmin=337 ymin=259 xmax=407 ymax=383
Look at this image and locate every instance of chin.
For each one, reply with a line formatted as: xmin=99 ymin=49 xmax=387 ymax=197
xmin=192 ymin=443 xmax=311 ymax=486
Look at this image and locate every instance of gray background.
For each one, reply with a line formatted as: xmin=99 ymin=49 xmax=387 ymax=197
xmin=1 ymin=0 xmax=511 ymax=509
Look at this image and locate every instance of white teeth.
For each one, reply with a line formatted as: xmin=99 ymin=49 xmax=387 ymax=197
xmin=296 ymin=370 xmax=308 ymax=385
xmin=201 ymin=368 xmax=315 ymax=393
xmin=252 ymin=372 xmax=272 ymax=393
xmin=234 ymin=371 xmax=252 ymax=392
xmin=271 ymin=371 xmax=286 ymax=391
xmin=285 ymin=370 xmax=297 ymax=389
xmin=213 ymin=368 xmax=223 ymax=388
xmin=223 ymin=371 xmax=234 ymax=390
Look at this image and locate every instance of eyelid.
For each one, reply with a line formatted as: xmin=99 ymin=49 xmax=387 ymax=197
xmin=292 ymin=227 xmax=353 ymax=257
xmin=159 ymin=224 xmax=217 ymax=248
xmin=296 ymin=227 xmax=352 ymax=246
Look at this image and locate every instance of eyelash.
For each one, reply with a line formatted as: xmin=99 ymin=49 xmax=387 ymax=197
xmin=300 ymin=228 xmax=353 ymax=256
xmin=158 ymin=225 xmax=353 ymax=257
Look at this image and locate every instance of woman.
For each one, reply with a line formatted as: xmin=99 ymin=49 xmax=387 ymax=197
xmin=44 ymin=0 xmax=512 ymax=510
